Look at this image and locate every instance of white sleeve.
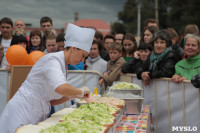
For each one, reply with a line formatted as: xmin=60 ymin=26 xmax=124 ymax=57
xmin=44 ymin=59 xmax=67 ymax=90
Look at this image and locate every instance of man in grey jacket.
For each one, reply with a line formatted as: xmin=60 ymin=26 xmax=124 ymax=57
xmin=85 ymin=40 xmax=107 ymax=74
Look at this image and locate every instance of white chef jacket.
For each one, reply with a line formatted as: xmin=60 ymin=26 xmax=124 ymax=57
xmin=0 ymin=51 xmax=67 ymax=133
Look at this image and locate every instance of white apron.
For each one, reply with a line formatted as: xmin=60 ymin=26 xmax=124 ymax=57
xmin=0 ymin=51 xmax=67 ymax=133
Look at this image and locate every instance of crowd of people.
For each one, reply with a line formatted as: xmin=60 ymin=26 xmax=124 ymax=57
xmin=0 ymin=17 xmax=200 ymax=88
xmin=0 ymin=15 xmax=200 ymax=132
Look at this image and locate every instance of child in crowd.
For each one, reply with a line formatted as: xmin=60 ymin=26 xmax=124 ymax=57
xmin=99 ymin=42 xmax=126 ymax=87
xmin=101 ymin=34 xmax=115 ymax=61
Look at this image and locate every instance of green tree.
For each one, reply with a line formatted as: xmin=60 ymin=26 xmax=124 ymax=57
xmin=111 ymin=0 xmax=157 ymax=35
xmin=117 ymin=0 xmax=138 ymax=34
xmin=140 ymin=0 xmax=155 ymax=29
xmin=111 ymin=0 xmax=200 ymax=36
xmin=167 ymin=0 xmax=200 ymax=34
xmin=110 ymin=22 xmax=127 ymax=35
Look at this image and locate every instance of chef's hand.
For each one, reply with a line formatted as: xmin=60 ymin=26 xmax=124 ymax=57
xmin=82 ymin=86 xmax=90 ymax=98
xmin=68 ymin=87 xmax=90 ymax=99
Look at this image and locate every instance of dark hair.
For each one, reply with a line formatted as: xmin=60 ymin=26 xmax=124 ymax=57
xmin=152 ymin=30 xmax=172 ymax=47
xmin=40 ymin=16 xmax=53 ymax=25
xmin=184 ymin=24 xmax=199 ymax=36
xmin=56 ymin=33 xmax=65 ymax=42
xmin=123 ymin=33 xmax=137 ymax=47
xmin=95 ymin=30 xmax=103 ymax=41
xmin=144 ymin=26 xmax=159 ymax=36
xmin=0 ymin=17 xmax=13 ymax=26
xmin=144 ymin=18 xmax=158 ymax=28
xmin=10 ymin=35 xmax=30 ymax=53
xmin=140 ymin=26 xmax=159 ymax=46
xmin=104 ymin=34 xmax=115 ymax=42
xmin=92 ymin=40 xmax=103 ymax=52
xmin=138 ymin=43 xmax=152 ymax=51
xmin=166 ymin=28 xmax=178 ymax=38
xmin=166 ymin=28 xmax=180 ymax=45
xmin=122 ymin=33 xmax=137 ymax=57
xmin=115 ymin=32 xmax=126 ymax=35
xmin=29 ymin=30 xmax=44 ymax=51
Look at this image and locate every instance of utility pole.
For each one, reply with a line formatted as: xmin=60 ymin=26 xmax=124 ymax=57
xmin=155 ymin=0 xmax=159 ymax=25
xmin=137 ymin=4 xmax=141 ymax=39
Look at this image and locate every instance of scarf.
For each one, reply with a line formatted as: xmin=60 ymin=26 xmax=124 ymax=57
xmin=110 ymin=57 xmax=121 ymax=65
xmin=30 ymin=46 xmax=40 ymax=52
xmin=88 ymin=55 xmax=100 ymax=63
xmin=149 ymin=47 xmax=171 ymax=72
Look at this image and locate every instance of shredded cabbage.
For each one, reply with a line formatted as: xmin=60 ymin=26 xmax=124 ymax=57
xmin=40 ymin=103 xmax=117 ymax=133
xmin=110 ymin=82 xmax=142 ymax=90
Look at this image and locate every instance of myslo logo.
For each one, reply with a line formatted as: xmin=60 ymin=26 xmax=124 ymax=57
xmin=172 ymin=126 xmax=198 ymax=132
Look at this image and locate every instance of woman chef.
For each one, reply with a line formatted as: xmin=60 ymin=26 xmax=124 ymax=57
xmin=0 ymin=24 xmax=95 ymax=133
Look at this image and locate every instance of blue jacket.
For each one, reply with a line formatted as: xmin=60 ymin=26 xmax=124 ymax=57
xmin=68 ymin=62 xmax=84 ymax=70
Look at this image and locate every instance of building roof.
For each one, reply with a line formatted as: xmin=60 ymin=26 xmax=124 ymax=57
xmin=65 ymin=19 xmax=110 ymax=36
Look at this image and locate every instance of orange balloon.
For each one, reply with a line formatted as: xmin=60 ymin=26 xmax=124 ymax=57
xmin=6 ymin=45 xmax=28 ymax=65
xmin=25 ymin=51 xmax=45 ymax=65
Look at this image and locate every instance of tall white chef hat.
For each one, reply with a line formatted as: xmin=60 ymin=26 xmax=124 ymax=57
xmin=64 ymin=23 xmax=95 ymax=53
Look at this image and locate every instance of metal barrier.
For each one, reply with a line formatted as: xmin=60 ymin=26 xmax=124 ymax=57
xmin=0 ymin=69 xmax=199 ymax=132
xmin=120 ymin=74 xmax=200 ymax=133
xmin=0 ymin=68 xmax=104 ymax=113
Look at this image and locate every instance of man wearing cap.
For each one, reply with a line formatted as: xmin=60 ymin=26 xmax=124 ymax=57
xmin=0 ymin=24 xmax=95 ymax=133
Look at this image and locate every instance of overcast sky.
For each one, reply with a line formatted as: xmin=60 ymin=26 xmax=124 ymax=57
xmin=0 ymin=0 xmax=125 ymax=29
